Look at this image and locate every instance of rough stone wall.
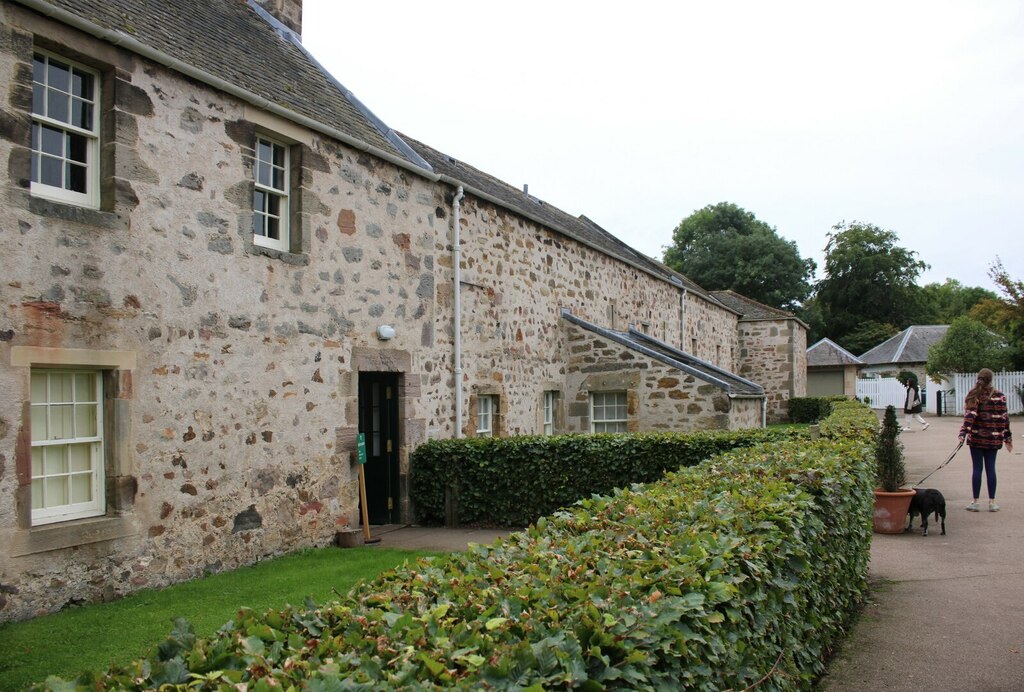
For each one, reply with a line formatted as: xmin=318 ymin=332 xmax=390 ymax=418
xmin=452 ymin=200 xmax=686 ymax=437
xmin=562 ymin=322 xmax=761 ymax=433
xmin=0 ymin=12 xmax=448 ymax=620
xmin=682 ymin=295 xmax=740 ymax=371
xmin=736 ymin=318 xmax=808 ymax=424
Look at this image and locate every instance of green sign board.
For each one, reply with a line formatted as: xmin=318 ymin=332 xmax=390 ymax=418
xmin=356 ymin=433 xmax=367 ymax=465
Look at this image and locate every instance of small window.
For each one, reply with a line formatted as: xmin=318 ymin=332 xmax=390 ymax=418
xmin=591 ymin=391 xmax=627 ymax=433
xmin=252 ymin=136 xmax=290 ymax=251
xmin=30 ymin=370 xmax=105 ymax=525
xmin=477 ymin=395 xmax=495 ymax=438
xmin=30 ymin=51 xmax=100 ymax=208
xmin=543 ymin=391 xmax=559 ymax=435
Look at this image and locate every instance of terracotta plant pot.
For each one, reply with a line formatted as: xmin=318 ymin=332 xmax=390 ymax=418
xmin=873 ymin=488 xmax=916 ymax=534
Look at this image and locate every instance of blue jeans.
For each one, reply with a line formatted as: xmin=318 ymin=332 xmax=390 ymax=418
xmin=969 ymin=446 xmax=998 ymax=500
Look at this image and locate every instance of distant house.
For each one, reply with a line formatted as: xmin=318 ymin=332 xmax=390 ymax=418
xmin=806 ymin=338 xmax=862 ymax=397
xmin=858 ymin=325 xmax=950 ymax=383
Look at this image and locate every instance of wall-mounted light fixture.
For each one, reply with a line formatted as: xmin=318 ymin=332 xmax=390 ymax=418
xmin=376 ymin=324 xmax=396 ymax=341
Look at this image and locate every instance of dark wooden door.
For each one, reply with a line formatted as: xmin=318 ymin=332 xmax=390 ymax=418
xmin=358 ymin=373 xmax=400 ymax=524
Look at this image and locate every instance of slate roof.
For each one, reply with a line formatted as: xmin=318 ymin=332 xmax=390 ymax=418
xmin=561 ymin=310 xmax=765 ymax=398
xmin=28 ymin=0 xmax=426 ymax=167
xmin=710 ymin=290 xmax=806 ymax=326
xmin=807 ymin=338 xmax=863 ymax=368
xmin=858 ymin=325 xmax=949 ymax=365
xmin=401 ymin=134 xmax=722 ymax=303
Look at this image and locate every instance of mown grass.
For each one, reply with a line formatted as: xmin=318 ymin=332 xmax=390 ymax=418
xmin=0 ymin=546 xmax=437 ymax=689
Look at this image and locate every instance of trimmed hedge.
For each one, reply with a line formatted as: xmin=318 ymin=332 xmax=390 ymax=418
xmin=787 ymin=396 xmax=849 ymax=424
xmin=46 ymin=406 xmax=876 ymax=690
xmin=410 ymin=428 xmax=808 ymax=526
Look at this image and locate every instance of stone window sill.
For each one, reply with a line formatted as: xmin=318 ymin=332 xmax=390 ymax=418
xmin=9 ymin=515 xmax=137 ymax=557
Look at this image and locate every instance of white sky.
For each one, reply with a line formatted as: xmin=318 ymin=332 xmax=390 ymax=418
xmin=303 ymin=1 xmax=1024 ymax=296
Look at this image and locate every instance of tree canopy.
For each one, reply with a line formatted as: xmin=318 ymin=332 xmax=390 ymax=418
xmin=662 ymin=202 xmax=815 ymax=311
xmin=919 ymin=279 xmax=997 ymax=324
xmin=815 ymin=222 xmax=928 ymax=350
xmin=926 ymin=316 xmax=1013 ymax=379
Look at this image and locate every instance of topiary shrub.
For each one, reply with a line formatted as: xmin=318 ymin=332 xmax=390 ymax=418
xmin=876 ymin=405 xmax=906 ymax=492
xmin=788 ymin=396 xmax=850 ymax=424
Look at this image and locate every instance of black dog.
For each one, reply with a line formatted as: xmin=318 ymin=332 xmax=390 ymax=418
xmin=906 ymin=488 xmax=946 ymax=536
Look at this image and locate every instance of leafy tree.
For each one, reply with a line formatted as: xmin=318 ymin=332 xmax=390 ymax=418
xmin=663 ymin=202 xmax=816 ymax=311
xmin=919 ymin=279 xmax=997 ymax=324
xmin=925 ymin=316 xmax=1013 ymax=379
xmin=816 ymin=221 xmax=928 ymax=348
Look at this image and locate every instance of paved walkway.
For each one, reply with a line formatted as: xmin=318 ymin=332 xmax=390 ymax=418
xmin=373 ymin=413 xmax=1024 ymax=689
xmin=820 ymin=412 xmax=1024 ymax=691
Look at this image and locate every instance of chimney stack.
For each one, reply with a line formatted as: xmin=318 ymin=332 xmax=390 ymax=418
xmin=254 ymin=0 xmax=303 ymax=36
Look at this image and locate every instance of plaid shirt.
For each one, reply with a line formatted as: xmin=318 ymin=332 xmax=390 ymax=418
xmin=959 ymin=390 xmax=1013 ymax=449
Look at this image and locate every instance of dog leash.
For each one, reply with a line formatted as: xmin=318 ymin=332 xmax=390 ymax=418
xmin=912 ymin=439 xmax=964 ymax=488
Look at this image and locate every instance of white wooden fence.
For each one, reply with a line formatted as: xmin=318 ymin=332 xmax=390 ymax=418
xmin=855 ymin=371 xmax=1024 ymax=416
xmin=948 ymin=371 xmax=1024 ymax=416
xmin=854 ymin=378 xmax=908 ymax=410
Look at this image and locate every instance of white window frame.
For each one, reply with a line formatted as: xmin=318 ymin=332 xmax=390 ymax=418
xmin=30 ymin=370 xmax=105 ymax=525
xmin=591 ymin=391 xmax=628 ymax=433
xmin=252 ymin=135 xmax=290 ymax=251
xmin=543 ymin=391 xmax=557 ymax=435
xmin=30 ymin=50 xmax=101 ymax=208
xmin=477 ymin=395 xmax=495 ymax=438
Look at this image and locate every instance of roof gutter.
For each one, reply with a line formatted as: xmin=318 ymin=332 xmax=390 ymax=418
xmin=15 ymin=0 xmax=440 ymax=183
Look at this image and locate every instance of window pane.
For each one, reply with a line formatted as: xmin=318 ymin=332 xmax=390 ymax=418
xmin=32 ymin=447 xmax=44 ymax=476
xmin=45 ymin=476 xmax=69 ymax=507
xmin=67 ymin=162 xmax=87 ymax=193
xmin=253 ymin=189 xmax=266 ymax=214
xmin=257 ymin=139 xmax=273 ymax=163
xmin=47 ymin=58 xmax=70 ymax=93
xmin=272 ymin=165 xmax=285 ymax=191
xmin=40 ymin=125 xmax=64 ymax=156
xmin=72 ymin=69 xmax=94 ymax=99
xmin=44 ymin=446 xmax=67 ymax=475
xmin=272 ymin=143 xmax=285 ymax=167
xmin=266 ymin=216 xmax=280 ymax=241
xmin=32 ymin=83 xmax=45 ymax=115
xmin=252 ymin=211 xmax=265 ymax=237
xmin=31 ymin=405 xmax=48 ymax=442
xmin=257 ymin=160 xmax=271 ymax=187
xmin=47 ymin=91 xmax=70 ymax=123
xmin=67 ymin=132 xmax=87 ymax=163
xmin=72 ymin=99 xmax=93 ymax=130
xmin=50 ymin=404 xmax=74 ymax=439
xmin=75 ymin=373 xmax=96 ymax=401
xmin=52 ymin=373 xmax=74 ymax=402
xmin=40 ymin=156 xmax=63 ymax=187
xmin=75 ymin=403 xmax=97 ymax=437
xmin=32 ymin=479 xmax=44 ymax=510
xmin=31 ymin=372 xmax=48 ymax=403
xmin=70 ymin=472 xmax=93 ymax=504
xmin=68 ymin=443 xmax=92 ymax=472
xmin=33 ymin=54 xmax=45 ymax=83
xmin=267 ymin=193 xmax=280 ymax=216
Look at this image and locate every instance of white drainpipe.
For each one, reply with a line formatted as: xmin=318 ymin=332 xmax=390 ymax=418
xmin=453 ymin=186 xmax=465 ymax=438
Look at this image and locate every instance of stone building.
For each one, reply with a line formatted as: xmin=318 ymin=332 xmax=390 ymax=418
xmin=806 ymin=338 xmax=863 ymax=398
xmin=0 ymin=0 xmax=805 ymax=620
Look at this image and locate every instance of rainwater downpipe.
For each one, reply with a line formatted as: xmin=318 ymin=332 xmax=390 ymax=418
xmin=679 ymin=287 xmax=688 ymax=347
xmin=453 ymin=186 xmax=465 ymax=438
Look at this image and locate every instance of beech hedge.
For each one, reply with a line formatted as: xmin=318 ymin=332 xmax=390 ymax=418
xmin=410 ymin=427 xmax=807 ymax=526
xmin=44 ymin=406 xmax=876 ymax=690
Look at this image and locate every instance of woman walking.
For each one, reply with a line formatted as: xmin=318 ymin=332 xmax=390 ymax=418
xmin=903 ymin=377 xmax=929 ymax=431
xmin=959 ymin=368 xmax=1014 ymax=512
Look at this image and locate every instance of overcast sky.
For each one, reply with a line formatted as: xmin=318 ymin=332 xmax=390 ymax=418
xmin=303 ymin=1 xmax=1023 ymax=296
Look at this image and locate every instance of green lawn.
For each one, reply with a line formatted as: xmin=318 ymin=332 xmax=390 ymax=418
xmin=0 ymin=546 xmax=437 ymax=689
